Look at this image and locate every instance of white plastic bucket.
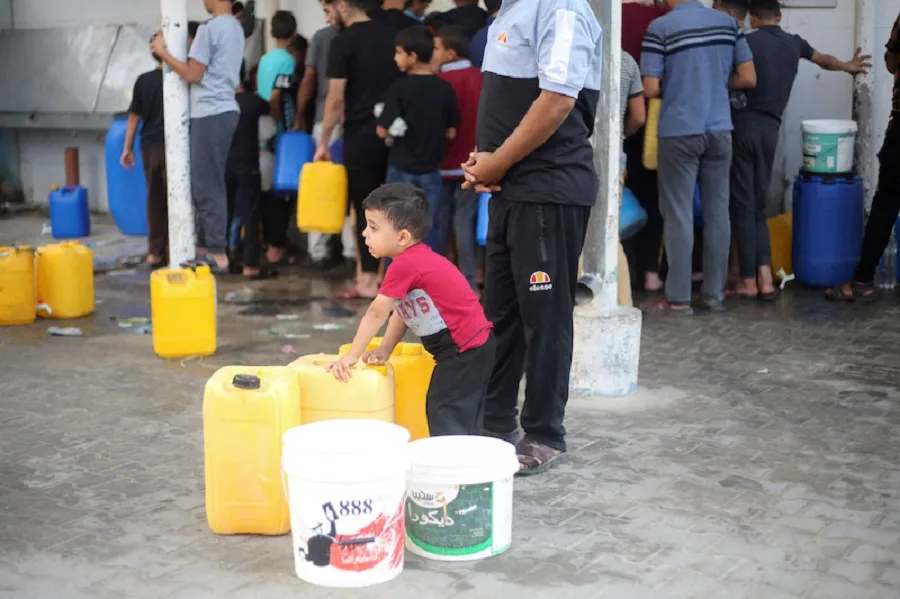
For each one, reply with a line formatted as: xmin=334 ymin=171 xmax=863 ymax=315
xmin=405 ymin=436 xmax=519 ymax=561
xmin=801 ymin=119 xmax=857 ymax=174
xmin=282 ymin=420 xmax=411 ymax=588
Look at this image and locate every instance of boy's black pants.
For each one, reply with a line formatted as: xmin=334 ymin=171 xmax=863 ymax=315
xmin=855 ymin=114 xmax=900 ymax=282
xmin=426 ymin=333 xmax=497 ymax=437
xmin=225 ymin=162 xmax=262 ymax=268
xmin=482 ymin=197 xmax=590 ymax=452
xmin=730 ymin=116 xmax=779 ymax=278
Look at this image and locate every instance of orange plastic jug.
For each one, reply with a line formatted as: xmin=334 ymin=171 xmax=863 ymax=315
xmin=36 ymin=242 xmax=94 ymax=319
xmin=288 ymin=354 xmax=395 ymax=424
xmin=150 ymin=266 xmax=216 ymax=358
xmin=643 ymin=98 xmax=661 ymax=171
xmin=339 ymin=338 xmax=434 ymax=441
xmin=0 ymin=246 xmax=36 ymax=326
xmin=203 ymin=366 xmax=301 ymax=535
xmin=768 ymin=213 xmax=793 ymax=280
xmin=297 ymin=162 xmax=348 ymax=234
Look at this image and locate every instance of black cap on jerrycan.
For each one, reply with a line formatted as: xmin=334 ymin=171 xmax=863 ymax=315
xmin=232 ymin=374 xmax=261 ymax=390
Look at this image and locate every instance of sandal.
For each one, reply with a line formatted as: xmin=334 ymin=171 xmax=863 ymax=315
xmin=825 ymin=281 xmax=875 ymax=302
xmin=758 ymin=289 xmax=779 ymax=302
xmin=335 ymin=286 xmax=377 ymax=300
xmin=245 ymin=267 xmax=279 ymax=281
xmin=181 ymin=255 xmax=230 ymax=275
xmin=639 ymin=296 xmax=694 ymax=315
xmin=515 ymin=439 xmax=568 ymax=477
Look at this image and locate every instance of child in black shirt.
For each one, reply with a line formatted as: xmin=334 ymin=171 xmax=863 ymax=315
xmin=226 ymin=64 xmax=275 ymax=280
xmin=377 ymin=25 xmax=459 ymax=251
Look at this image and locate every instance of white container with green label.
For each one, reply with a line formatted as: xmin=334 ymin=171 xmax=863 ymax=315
xmin=405 ymin=436 xmax=519 ymax=561
xmin=801 ymin=119 xmax=857 ymax=174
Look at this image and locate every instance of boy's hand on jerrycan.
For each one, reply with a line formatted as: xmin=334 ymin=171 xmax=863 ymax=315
xmin=361 ymin=346 xmax=390 ymax=366
xmin=326 ymin=354 xmax=358 ymax=382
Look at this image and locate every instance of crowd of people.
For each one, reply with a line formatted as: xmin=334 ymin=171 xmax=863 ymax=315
xmin=119 ymin=0 xmax=900 ymax=475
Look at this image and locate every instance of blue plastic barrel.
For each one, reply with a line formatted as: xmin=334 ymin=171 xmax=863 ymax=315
xmin=330 ymin=139 xmax=344 ymax=165
xmin=49 ymin=185 xmax=91 ymax=239
xmin=105 ymin=116 xmax=148 ymax=236
xmin=792 ymin=172 xmax=864 ymax=288
xmin=476 ymin=192 xmax=490 ymax=246
xmin=620 ymin=186 xmax=647 ymax=240
xmin=273 ymin=132 xmax=315 ymax=192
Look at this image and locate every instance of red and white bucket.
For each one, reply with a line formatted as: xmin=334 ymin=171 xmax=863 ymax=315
xmin=282 ymin=420 xmax=410 ymax=588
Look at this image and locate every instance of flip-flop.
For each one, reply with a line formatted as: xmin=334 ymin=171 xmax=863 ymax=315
xmin=181 ymin=255 xmax=230 ymax=275
xmin=825 ymin=281 xmax=875 ymax=302
xmin=515 ymin=439 xmax=568 ymax=477
xmin=639 ymin=296 xmax=694 ymax=316
xmin=335 ymin=286 xmax=376 ymax=300
xmin=246 ymin=267 xmax=279 ymax=281
xmin=758 ymin=290 xmax=779 ymax=302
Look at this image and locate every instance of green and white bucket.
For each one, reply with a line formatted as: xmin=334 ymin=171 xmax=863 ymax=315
xmin=405 ymin=436 xmax=519 ymax=561
xmin=801 ymin=119 xmax=857 ymax=174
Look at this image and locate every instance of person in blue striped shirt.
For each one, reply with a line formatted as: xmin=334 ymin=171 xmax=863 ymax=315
xmin=639 ymin=0 xmax=756 ymax=315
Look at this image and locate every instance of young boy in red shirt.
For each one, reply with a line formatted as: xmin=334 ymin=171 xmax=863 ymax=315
xmin=432 ymin=25 xmax=482 ymax=289
xmin=328 ymin=183 xmax=496 ymax=436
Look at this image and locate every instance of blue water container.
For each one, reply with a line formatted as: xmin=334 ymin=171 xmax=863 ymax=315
xmin=620 ymin=186 xmax=647 ymax=240
xmin=793 ymin=172 xmax=864 ymax=288
xmin=273 ymin=132 xmax=315 ymax=192
xmin=49 ymin=185 xmax=91 ymax=239
xmin=476 ymin=192 xmax=491 ymax=246
xmin=330 ymin=139 xmax=344 ymax=165
xmin=105 ymin=116 xmax=148 ymax=236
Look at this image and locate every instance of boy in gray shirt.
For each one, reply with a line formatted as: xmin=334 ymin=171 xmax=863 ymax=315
xmin=152 ymin=0 xmax=245 ymax=273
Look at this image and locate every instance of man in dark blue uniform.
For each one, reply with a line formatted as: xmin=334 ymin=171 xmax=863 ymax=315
xmin=462 ymin=0 xmax=602 ymax=476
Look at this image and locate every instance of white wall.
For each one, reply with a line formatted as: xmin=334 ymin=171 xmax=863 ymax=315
xmin=17 ymin=130 xmax=108 ymax=211
xmin=6 ymin=0 xmax=211 ymax=29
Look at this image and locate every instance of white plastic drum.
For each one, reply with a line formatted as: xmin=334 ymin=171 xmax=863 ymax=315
xmin=405 ymin=436 xmax=519 ymax=561
xmin=282 ymin=420 xmax=410 ymax=588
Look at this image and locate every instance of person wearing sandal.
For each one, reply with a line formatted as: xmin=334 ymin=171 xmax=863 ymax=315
xmin=826 ymin=12 xmax=900 ymax=303
xmin=152 ymin=0 xmax=245 ymax=274
xmin=461 ymin=0 xmax=602 ymax=476
xmin=121 ymin=38 xmax=168 ymax=270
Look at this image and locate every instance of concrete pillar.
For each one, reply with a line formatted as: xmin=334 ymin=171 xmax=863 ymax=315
xmin=853 ymin=0 xmax=877 ymax=209
xmin=571 ymin=0 xmax=642 ymax=397
xmin=161 ymin=0 xmax=195 ymax=268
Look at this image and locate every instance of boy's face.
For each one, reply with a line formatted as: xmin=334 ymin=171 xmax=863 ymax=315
xmin=432 ymin=37 xmax=456 ymax=67
xmin=394 ymin=47 xmax=417 ymax=72
xmin=362 ymin=209 xmax=412 ymax=259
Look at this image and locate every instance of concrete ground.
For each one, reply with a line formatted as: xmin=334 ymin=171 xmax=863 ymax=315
xmin=1 ymin=215 xmax=899 ymax=599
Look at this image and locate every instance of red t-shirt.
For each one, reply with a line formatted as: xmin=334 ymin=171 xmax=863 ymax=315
xmin=438 ymin=62 xmax=482 ymax=180
xmin=379 ymin=243 xmax=492 ymax=356
xmin=622 ymin=3 xmax=669 ymax=62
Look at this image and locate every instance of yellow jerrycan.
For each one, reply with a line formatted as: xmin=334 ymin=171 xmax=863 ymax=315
xmin=768 ymin=213 xmax=793 ymax=281
xmin=36 ymin=242 xmax=94 ymax=319
xmin=339 ymin=338 xmax=434 ymax=441
xmin=150 ymin=266 xmax=216 ymax=358
xmin=0 ymin=246 xmax=36 ymax=326
xmin=288 ymin=353 xmax=395 ymax=424
xmin=203 ymin=366 xmax=301 ymax=535
xmin=297 ymin=162 xmax=348 ymax=235
xmin=642 ymin=98 xmax=661 ymax=171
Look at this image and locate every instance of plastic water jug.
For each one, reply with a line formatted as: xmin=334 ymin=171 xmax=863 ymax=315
xmin=36 ymin=242 xmax=94 ymax=319
xmin=0 ymin=246 xmax=36 ymax=326
xmin=204 ymin=366 xmax=301 ymax=535
xmin=619 ymin=186 xmax=647 ymax=240
xmin=339 ymin=338 xmax=435 ymax=441
xmin=273 ymin=132 xmax=316 ymax=192
xmin=297 ymin=162 xmax=348 ymax=234
xmin=288 ymin=354 xmax=395 ymax=424
xmin=150 ymin=266 xmax=217 ymax=358
xmin=792 ymin=172 xmax=864 ymax=288
xmin=476 ymin=192 xmax=490 ymax=247
xmin=105 ymin=116 xmax=148 ymax=236
xmin=48 ymin=185 xmax=91 ymax=239
xmin=642 ymin=98 xmax=661 ymax=170
xmin=330 ymin=139 xmax=344 ymax=165
xmin=767 ymin=213 xmax=793 ymax=279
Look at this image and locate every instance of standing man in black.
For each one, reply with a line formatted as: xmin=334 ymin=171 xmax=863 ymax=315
xmin=463 ymin=0 xmax=602 ymax=475
xmin=314 ymin=0 xmax=402 ymax=299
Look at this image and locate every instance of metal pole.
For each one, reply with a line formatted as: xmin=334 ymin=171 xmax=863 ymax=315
xmin=583 ymin=0 xmax=622 ymax=310
xmin=853 ymin=0 xmax=876 ymax=209
xmin=161 ymin=0 xmax=195 ymax=268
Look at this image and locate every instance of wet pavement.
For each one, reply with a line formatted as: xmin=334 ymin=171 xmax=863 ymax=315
xmin=2 ymin=216 xmax=900 ymax=599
